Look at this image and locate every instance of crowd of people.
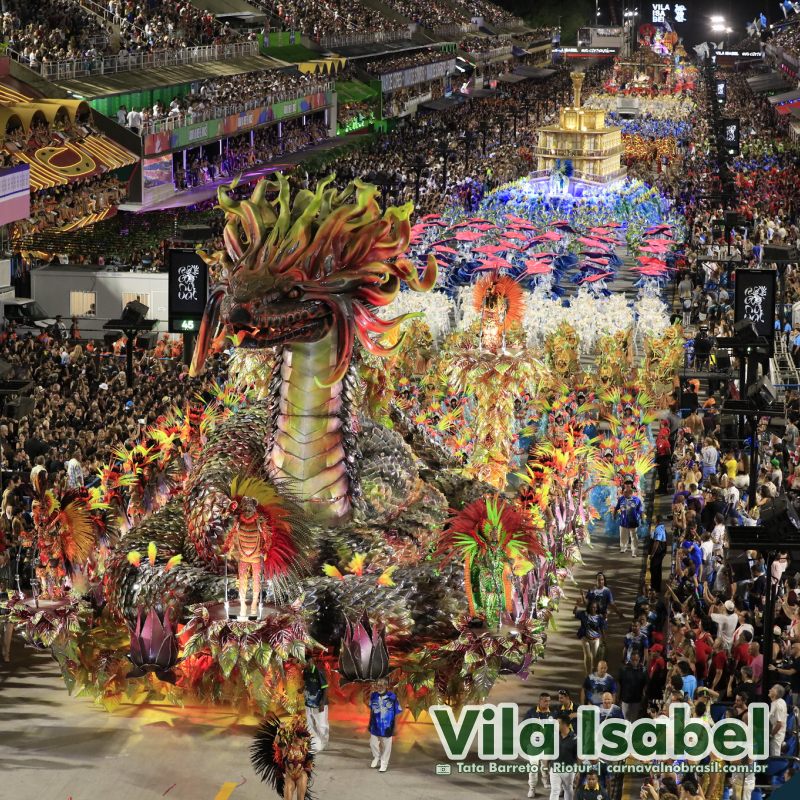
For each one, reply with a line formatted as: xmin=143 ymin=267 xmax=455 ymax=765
xmin=380 ymin=0 xmax=522 ymax=30
xmin=459 ymin=34 xmax=512 ymax=53
xmin=362 ymin=48 xmax=453 ymax=76
xmin=1 ymin=0 xmax=112 ymax=68
xmin=173 ymin=116 xmax=329 ymax=190
xmin=0 ymin=0 xmax=256 ymax=69
xmin=252 ymin=0 xmax=404 ymax=42
xmin=13 ymin=175 xmax=126 ymax=240
xmin=113 ymin=0 xmax=251 ymax=51
xmin=768 ymin=17 xmax=800 ymax=60
xmin=296 ymin=70 xmax=576 ymax=217
xmin=116 ymin=69 xmax=331 ymax=135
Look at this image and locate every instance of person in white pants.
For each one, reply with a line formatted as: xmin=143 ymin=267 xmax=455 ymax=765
xmin=524 ymin=692 xmax=553 ymax=798
xmin=613 ymin=480 xmax=643 ymax=558
xmin=368 ymin=678 xmax=402 ymax=773
xmin=302 ymin=658 xmax=329 ymax=753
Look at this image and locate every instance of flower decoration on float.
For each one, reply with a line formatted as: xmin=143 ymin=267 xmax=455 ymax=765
xmin=127 ymin=606 xmax=180 ymax=683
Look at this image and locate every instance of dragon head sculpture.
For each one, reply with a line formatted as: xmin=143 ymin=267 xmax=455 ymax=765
xmin=191 ymin=173 xmax=437 ymax=387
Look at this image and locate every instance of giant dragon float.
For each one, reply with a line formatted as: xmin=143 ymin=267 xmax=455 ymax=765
xmin=6 ymin=169 xmax=684 ymax=718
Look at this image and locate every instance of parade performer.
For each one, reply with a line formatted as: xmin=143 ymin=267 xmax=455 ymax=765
xmin=368 ymin=677 xmax=403 ymax=773
xmin=613 ymin=478 xmax=643 ymax=557
xmin=252 ymin=715 xmax=314 ymax=800
xmin=302 ymin=657 xmax=329 ymax=753
xmin=222 ymin=476 xmax=308 ymax=620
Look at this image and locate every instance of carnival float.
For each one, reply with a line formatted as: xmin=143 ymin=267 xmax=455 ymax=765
xmin=4 ymin=82 xmax=686 ymax=728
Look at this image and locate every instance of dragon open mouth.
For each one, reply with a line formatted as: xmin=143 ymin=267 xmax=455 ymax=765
xmin=228 ymin=299 xmax=332 ymax=347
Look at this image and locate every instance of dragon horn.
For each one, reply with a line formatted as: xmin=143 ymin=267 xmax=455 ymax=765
xmin=189 ymin=289 xmax=225 ymax=377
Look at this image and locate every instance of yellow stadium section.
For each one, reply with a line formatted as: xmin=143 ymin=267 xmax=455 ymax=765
xmin=0 ymin=85 xmax=138 ymax=191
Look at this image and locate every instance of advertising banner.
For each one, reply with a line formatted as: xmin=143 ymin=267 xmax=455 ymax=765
xmin=0 ymin=164 xmax=30 ymax=227
xmin=144 ymin=92 xmax=333 ymax=155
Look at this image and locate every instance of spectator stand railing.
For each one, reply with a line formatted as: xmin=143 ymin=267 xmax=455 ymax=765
xmin=319 ymin=28 xmax=412 ymax=49
xmin=432 ymin=23 xmax=479 ymax=39
xmin=773 ymin=328 xmax=800 ymax=405
xmin=139 ymin=83 xmax=334 ymax=136
xmin=378 ymin=58 xmax=457 ymax=93
xmin=462 ymin=45 xmax=513 ymax=63
xmin=9 ymin=41 xmax=259 ymax=81
xmin=79 ymin=0 xmax=126 ymax=28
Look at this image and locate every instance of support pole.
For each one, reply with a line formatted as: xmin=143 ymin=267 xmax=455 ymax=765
xmin=762 ymin=552 xmax=776 ymax=704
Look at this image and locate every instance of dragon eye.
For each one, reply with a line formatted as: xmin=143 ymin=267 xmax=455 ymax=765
xmin=287 ymin=288 xmax=301 ymax=300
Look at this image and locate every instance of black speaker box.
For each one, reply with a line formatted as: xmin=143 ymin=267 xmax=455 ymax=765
xmin=8 ymin=396 xmax=34 ymax=420
xmin=135 ymin=332 xmax=158 ymax=349
xmin=178 ymin=225 xmax=213 ymax=241
xmin=733 ymin=319 xmax=760 ymax=341
xmin=121 ymin=300 xmax=148 ymax=323
xmin=759 ymin=495 xmax=800 ymax=532
xmin=762 ymin=245 xmax=798 ymax=263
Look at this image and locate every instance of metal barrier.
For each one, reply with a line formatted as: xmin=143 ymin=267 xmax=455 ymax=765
xmin=431 ymin=23 xmax=478 ymax=38
xmin=139 ymin=83 xmax=333 ymax=135
xmin=9 ymin=40 xmax=259 ymax=80
xmin=319 ymin=28 xmax=411 ymax=49
xmin=462 ymin=45 xmax=514 ymax=63
xmin=532 ymin=144 xmax=626 ymax=158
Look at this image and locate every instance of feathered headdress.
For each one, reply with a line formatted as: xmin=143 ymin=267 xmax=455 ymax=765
xmin=473 ymin=274 xmax=525 ymax=333
xmin=251 ymin=715 xmax=315 ymax=798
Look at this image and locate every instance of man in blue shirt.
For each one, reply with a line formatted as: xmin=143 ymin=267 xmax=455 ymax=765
xmin=681 ymin=540 xmax=703 ymax=579
xmin=368 ymin=678 xmax=402 ymax=772
xmin=622 ymin=620 xmax=650 ymax=664
xmin=679 ymin=660 xmax=698 ymax=700
xmin=581 ymin=660 xmax=618 ymax=706
xmin=585 ymin=572 xmax=622 ymax=618
xmin=303 ymin=657 xmax=329 ymax=753
xmin=613 ymin=479 xmax=643 ymax=557
xmin=649 ymin=516 xmax=668 ymax=592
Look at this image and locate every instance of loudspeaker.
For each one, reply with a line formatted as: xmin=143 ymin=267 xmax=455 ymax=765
xmin=762 ymin=245 xmax=799 ymax=263
xmin=759 ymin=495 xmax=800 ymax=532
xmin=121 ymin=300 xmax=148 ymax=324
xmin=0 ymin=359 xmax=13 ymax=380
xmin=724 ymin=211 xmax=744 ymax=229
xmin=8 ymin=396 xmax=34 ymax=420
xmin=733 ymin=319 xmax=760 ymax=341
xmin=135 ymin=332 xmax=158 ymax=349
xmin=728 ymin=555 xmax=753 ymax=583
xmin=746 ymin=376 xmax=777 ymax=406
xmin=178 ymin=224 xmax=213 ymax=242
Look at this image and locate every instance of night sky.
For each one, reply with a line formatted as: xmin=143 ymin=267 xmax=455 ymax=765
xmin=499 ymin=0 xmax=785 ymax=45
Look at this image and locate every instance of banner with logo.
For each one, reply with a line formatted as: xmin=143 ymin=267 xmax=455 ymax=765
xmin=0 ymin=164 xmax=30 ymax=226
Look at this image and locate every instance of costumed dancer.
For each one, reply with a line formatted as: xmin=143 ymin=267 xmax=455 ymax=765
xmin=612 ymin=478 xmax=643 ymax=558
xmin=303 ymin=657 xmax=329 ymax=753
xmin=368 ymin=677 xmax=402 ymax=773
xmin=251 ymin=715 xmax=314 ymax=800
